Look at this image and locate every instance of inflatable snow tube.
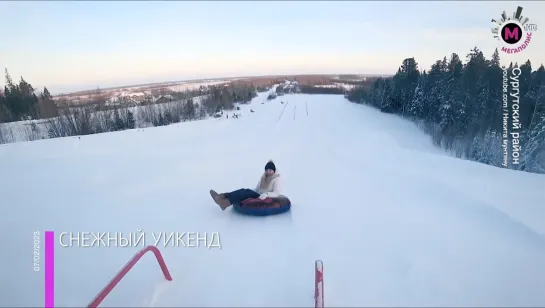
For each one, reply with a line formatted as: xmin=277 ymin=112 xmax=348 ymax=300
xmin=233 ymin=195 xmax=291 ymax=216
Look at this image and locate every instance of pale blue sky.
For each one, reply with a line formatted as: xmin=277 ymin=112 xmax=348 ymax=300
xmin=2 ymin=1 xmax=544 ymax=94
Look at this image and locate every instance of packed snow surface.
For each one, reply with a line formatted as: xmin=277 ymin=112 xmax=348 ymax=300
xmin=1 ymin=91 xmax=544 ymax=307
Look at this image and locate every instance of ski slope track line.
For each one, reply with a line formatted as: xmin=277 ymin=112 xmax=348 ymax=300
xmin=276 ymin=100 xmax=290 ymax=123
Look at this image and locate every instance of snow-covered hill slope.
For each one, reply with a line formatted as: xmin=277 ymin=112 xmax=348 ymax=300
xmin=2 ymin=91 xmax=544 ymax=307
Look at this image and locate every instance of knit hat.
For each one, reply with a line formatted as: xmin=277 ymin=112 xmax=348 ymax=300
xmin=264 ymin=160 xmax=276 ymax=172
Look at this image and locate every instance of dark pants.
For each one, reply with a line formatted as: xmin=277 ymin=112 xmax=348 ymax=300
xmin=225 ymin=188 xmax=260 ymax=204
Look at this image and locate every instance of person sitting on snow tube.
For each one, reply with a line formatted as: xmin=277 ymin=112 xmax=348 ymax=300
xmin=210 ymin=160 xmax=281 ymax=210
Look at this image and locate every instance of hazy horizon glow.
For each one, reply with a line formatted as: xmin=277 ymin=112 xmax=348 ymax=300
xmin=1 ymin=1 xmax=544 ymax=94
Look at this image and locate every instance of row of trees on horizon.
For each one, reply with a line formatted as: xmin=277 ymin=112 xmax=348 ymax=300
xmin=0 ymin=68 xmax=58 ymax=123
xmin=0 ymin=68 xmax=265 ymax=143
xmin=346 ymin=47 xmax=545 ymax=174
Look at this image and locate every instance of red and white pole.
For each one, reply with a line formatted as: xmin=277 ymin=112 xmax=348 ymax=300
xmin=314 ymin=260 xmax=324 ymax=308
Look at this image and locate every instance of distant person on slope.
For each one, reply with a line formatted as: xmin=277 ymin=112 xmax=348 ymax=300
xmin=210 ymin=160 xmax=281 ymax=210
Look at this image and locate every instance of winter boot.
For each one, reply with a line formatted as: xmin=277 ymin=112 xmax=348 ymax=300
xmin=210 ymin=190 xmax=231 ymax=210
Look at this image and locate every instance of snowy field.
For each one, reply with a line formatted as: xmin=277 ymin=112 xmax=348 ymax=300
xmin=107 ymin=80 xmax=230 ymax=99
xmin=55 ymin=80 xmax=232 ymax=101
xmin=1 ymin=91 xmax=545 ymax=307
xmin=314 ymin=83 xmax=357 ymax=90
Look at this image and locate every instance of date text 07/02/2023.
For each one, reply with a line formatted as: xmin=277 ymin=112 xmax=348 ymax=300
xmin=34 ymin=231 xmax=40 ymax=272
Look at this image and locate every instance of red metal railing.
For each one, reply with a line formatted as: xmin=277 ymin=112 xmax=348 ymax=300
xmin=315 ymin=260 xmax=324 ymax=308
xmin=87 ymin=245 xmax=173 ymax=308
